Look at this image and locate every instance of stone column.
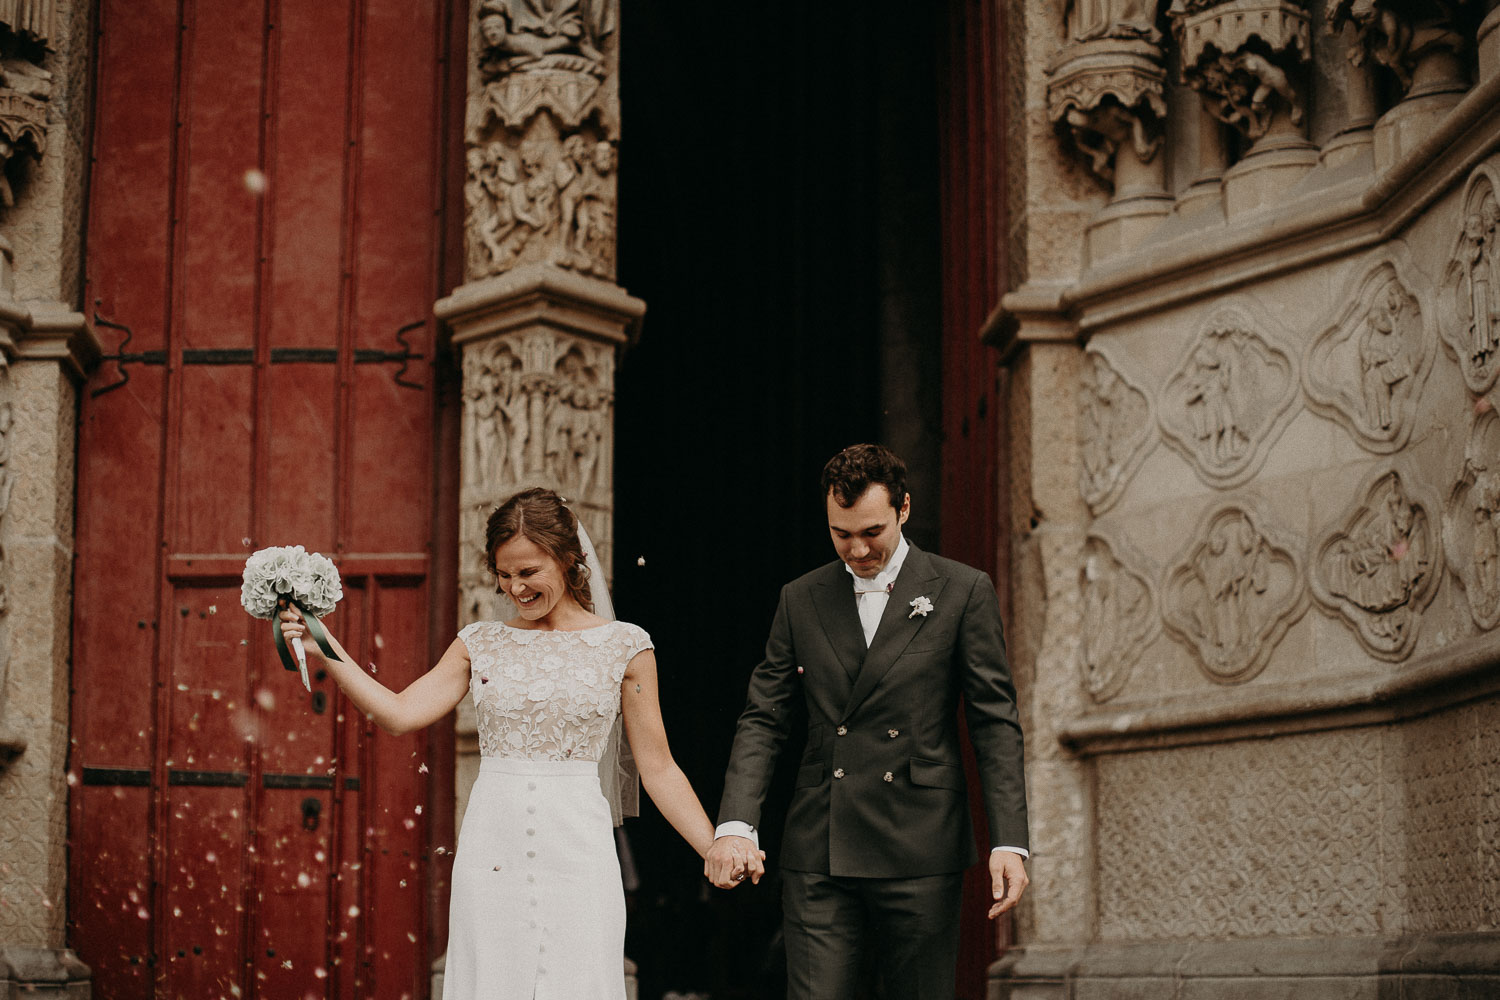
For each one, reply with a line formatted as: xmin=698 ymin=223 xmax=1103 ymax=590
xmin=1321 ymin=16 xmax=1382 ymax=170
xmin=1045 ymin=6 xmax=1172 ymax=264
xmin=435 ymin=3 xmax=644 ymax=997
xmin=1327 ymin=0 xmax=1476 ymax=170
xmin=0 ymin=2 xmax=97 ymax=996
xmin=1170 ymin=0 xmax=1318 ymax=217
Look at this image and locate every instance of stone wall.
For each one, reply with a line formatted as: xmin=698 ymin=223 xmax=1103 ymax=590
xmin=0 ymin=1 xmax=96 ymax=994
xmin=992 ymin=1 xmax=1500 ymax=994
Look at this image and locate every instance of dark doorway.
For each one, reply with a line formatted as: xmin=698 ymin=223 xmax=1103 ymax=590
xmin=613 ymin=3 xmax=945 ymax=998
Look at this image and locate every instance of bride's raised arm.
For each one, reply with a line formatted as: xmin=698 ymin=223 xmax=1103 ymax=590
xmin=619 ymin=648 xmax=717 ymax=859
xmin=279 ymin=606 xmax=471 ymax=736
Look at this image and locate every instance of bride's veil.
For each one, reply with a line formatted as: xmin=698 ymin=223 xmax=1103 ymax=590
xmin=576 ymin=514 xmax=639 ymax=826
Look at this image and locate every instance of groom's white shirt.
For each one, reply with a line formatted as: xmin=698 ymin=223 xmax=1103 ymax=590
xmin=714 ymin=534 xmax=1029 ymax=859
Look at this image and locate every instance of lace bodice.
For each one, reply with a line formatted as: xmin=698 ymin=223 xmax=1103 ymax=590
xmin=459 ymin=619 xmax=653 ymax=762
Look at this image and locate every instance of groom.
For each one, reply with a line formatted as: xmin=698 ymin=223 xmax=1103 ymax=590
xmin=706 ymin=444 xmax=1029 ymax=999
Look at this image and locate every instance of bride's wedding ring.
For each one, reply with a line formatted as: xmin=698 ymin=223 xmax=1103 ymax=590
xmin=732 ymin=871 xmax=746 ymax=881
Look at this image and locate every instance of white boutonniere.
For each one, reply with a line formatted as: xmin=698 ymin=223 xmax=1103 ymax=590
xmin=908 ymin=595 xmax=933 ymax=618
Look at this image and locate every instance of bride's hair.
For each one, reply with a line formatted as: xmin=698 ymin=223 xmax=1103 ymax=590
xmin=485 ymin=487 xmax=594 ymax=612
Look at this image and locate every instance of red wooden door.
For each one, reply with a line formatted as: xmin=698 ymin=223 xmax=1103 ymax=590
xmin=938 ymin=1 xmax=1012 ymax=996
xmin=69 ymin=3 xmax=457 ymax=998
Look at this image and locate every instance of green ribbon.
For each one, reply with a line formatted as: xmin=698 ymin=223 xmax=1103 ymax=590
xmin=272 ymin=598 xmax=338 ymax=673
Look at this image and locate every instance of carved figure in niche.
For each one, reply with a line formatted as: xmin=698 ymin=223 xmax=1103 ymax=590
xmin=1063 ymin=101 xmax=1164 ymax=182
xmin=1325 ymin=0 xmax=1467 ymax=94
xmin=1473 ymin=472 xmax=1500 ymax=603
xmin=1079 ymin=535 xmax=1156 ymax=702
xmin=554 ymin=137 xmax=616 ymax=275
xmin=1197 ymin=513 xmax=1266 ymax=653
xmin=1161 ymin=314 xmax=1298 ymax=490
xmin=1079 ymin=352 xmax=1151 ymax=512
xmin=1315 ymin=474 xmax=1435 ymax=657
xmin=1184 ymin=338 xmax=1246 ymax=466
xmin=1066 ymin=0 xmax=1162 ymax=41
xmin=1441 ymin=407 xmax=1500 ymax=629
xmin=1193 ymin=49 xmax=1303 ymax=140
xmin=1440 ymin=177 xmax=1500 ymax=393
xmin=1163 ymin=503 xmax=1305 ymax=683
xmin=1358 ymin=285 xmax=1415 ymax=431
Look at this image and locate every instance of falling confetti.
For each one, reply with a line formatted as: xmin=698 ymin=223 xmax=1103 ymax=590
xmin=636 ymin=556 xmax=646 ymax=566
xmin=244 ymin=169 xmax=268 ymax=195
xmin=373 ymin=634 xmax=385 ymax=650
xmin=255 ymin=689 xmax=276 ymax=711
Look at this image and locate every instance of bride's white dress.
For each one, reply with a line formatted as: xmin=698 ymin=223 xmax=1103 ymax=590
xmin=443 ymin=619 xmax=652 ymax=1000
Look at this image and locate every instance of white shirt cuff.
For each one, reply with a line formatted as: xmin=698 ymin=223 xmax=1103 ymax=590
xmin=714 ymin=821 xmax=759 ymax=848
xmin=992 ymin=845 xmax=1029 ymax=859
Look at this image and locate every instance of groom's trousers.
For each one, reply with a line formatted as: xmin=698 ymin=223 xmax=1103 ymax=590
xmin=781 ymin=868 xmax=964 ymax=1000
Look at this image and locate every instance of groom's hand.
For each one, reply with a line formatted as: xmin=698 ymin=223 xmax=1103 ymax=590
xmin=704 ymin=835 xmax=765 ymax=889
xmin=986 ymin=850 xmax=1029 ymax=918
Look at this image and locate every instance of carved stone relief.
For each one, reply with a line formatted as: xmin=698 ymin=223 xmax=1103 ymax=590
xmin=1158 ymin=307 xmax=1300 ymax=490
xmin=459 ymin=328 xmax=615 ymax=623
xmin=1080 ymin=349 xmax=1154 ymax=513
xmin=1047 ymin=5 xmax=1168 ymax=189
xmin=0 ymin=8 xmax=52 ymax=209
xmin=1162 ymin=500 xmax=1306 ymax=683
xmin=1443 ymin=404 xmax=1500 ymax=631
xmin=0 ymin=367 xmax=11 ymax=729
xmin=465 ymin=0 xmax=618 ymax=282
xmin=1325 ymin=0 xmax=1470 ymax=96
xmin=1439 ymin=168 xmax=1500 ymax=395
xmin=1310 ymin=468 xmax=1442 ymax=661
xmin=1080 ymin=531 xmax=1159 ymax=702
xmin=1169 ymin=0 xmax=1313 ymax=143
xmin=1304 ymin=253 xmax=1434 ymax=453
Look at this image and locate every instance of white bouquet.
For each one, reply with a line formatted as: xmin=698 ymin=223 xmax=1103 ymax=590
xmin=241 ymin=545 xmax=343 ymax=690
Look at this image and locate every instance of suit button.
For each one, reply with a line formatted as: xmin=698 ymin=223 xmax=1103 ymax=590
xmin=836 ymin=725 xmax=848 ymax=736
xmin=883 ymin=771 xmax=894 ymax=782
xmin=833 ymin=768 xmax=846 ymax=779
xmin=888 ymin=729 xmax=899 ymax=738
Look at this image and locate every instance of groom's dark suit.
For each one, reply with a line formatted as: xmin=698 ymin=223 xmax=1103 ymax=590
xmin=718 ymin=541 xmax=1027 ymax=997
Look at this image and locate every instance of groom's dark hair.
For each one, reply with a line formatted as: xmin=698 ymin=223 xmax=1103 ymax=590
xmin=821 ymin=444 xmax=907 ymax=512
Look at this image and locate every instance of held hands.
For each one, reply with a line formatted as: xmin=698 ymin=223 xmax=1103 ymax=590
xmin=278 ymin=605 xmax=330 ymax=660
xmin=704 ymin=835 xmax=767 ymax=889
xmin=987 ymin=850 xmax=1029 ymax=919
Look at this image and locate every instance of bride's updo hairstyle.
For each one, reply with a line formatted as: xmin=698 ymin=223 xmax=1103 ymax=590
xmin=485 ymin=487 xmax=594 ymax=613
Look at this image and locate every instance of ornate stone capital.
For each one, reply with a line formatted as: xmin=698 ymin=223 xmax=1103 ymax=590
xmin=464 ymin=0 xmax=620 ymax=283
xmin=0 ymin=8 xmax=53 ymax=212
xmin=1325 ymin=0 xmax=1471 ymax=96
xmin=435 ymin=264 xmax=643 ymax=628
xmin=1047 ymin=38 xmax=1168 ymax=185
xmin=1170 ymin=0 xmax=1312 ymax=142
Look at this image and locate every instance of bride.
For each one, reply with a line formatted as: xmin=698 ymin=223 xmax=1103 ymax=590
xmin=279 ymin=487 xmax=735 ymax=997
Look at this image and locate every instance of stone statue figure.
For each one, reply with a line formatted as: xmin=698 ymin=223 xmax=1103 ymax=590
xmin=1080 ymin=354 xmax=1119 ymax=494
xmin=1357 ymin=286 xmax=1413 ymax=431
xmin=1066 ymin=0 xmax=1161 ymax=41
xmin=1473 ymin=471 xmax=1500 ymax=603
xmin=477 ymin=0 xmax=614 ymax=74
xmin=1081 ymin=547 xmax=1118 ymax=687
xmin=1197 ymin=514 xmax=1266 ymax=653
xmin=1325 ymin=480 xmax=1425 ymax=613
xmin=1184 ymin=338 xmax=1246 ymax=466
xmin=1460 ymin=206 xmax=1494 ymax=367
